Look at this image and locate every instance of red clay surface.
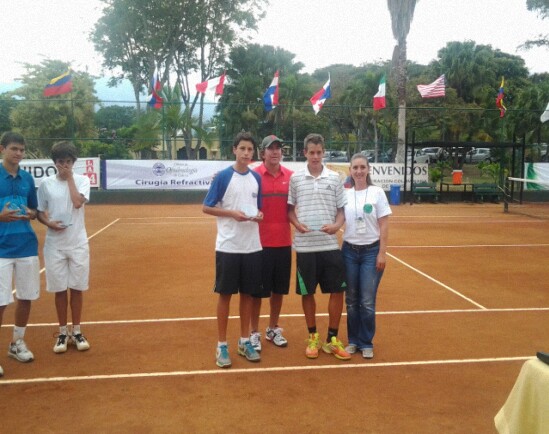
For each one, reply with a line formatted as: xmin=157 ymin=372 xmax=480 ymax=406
xmin=0 ymin=203 xmax=547 ymax=433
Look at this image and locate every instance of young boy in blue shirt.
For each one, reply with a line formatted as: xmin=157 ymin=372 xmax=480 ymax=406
xmin=0 ymin=132 xmax=40 ymax=376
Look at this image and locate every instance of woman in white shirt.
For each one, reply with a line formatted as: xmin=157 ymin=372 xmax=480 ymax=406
xmin=342 ymin=153 xmax=391 ymax=359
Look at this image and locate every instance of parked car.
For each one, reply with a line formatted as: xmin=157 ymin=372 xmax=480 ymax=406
xmin=467 ymin=148 xmax=492 ymax=163
xmin=422 ymin=147 xmax=447 ymax=163
xmin=323 ymin=150 xmax=348 ymax=163
xmin=361 ymin=149 xmax=393 ymax=163
xmin=407 ymin=149 xmax=430 ymax=164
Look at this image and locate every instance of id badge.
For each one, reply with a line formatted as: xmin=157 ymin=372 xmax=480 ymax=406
xmin=356 ymin=217 xmax=366 ymax=234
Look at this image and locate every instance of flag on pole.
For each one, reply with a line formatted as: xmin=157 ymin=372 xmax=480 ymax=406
xmin=43 ymin=70 xmax=73 ymax=97
xmin=263 ymin=70 xmax=279 ymax=112
xmin=148 ymin=67 xmax=163 ymax=109
xmin=540 ymin=101 xmax=549 ymax=123
xmin=417 ymin=74 xmax=445 ymax=98
xmin=310 ymin=75 xmax=331 ymax=115
xmin=196 ymin=72 xmax=227 ymax=96
xmin=496 ymin=77 xmax=506 ymax=118
xmin=373 ymin=75 xmax=386 ymax=110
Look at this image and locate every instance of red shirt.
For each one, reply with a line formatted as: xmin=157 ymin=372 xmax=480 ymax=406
xmin=254 ymin=163 xmax=293 ymax=247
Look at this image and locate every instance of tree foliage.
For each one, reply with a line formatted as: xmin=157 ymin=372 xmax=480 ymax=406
xmin=91 ymin=0 xmax=267 ymax=158
xmin=8 ymin=60 xmax=97 ymax=157
xmin=522 ymin=0 xmax=549 ymax=49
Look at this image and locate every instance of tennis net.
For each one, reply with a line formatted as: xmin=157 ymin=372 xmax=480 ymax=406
xmin=504 ymin=177 xmax=549 ymax=219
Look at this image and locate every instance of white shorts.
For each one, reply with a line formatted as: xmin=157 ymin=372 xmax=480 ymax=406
xmin=44 ymin=244 xmax=90 ymax=293
xmin=0 ymin=256 xmax=41 ymax=306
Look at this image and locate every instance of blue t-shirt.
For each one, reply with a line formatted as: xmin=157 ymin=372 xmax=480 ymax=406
xmin=0 ymin=165 xmax=39 ymax=258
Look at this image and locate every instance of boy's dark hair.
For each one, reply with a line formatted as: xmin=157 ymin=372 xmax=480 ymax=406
xmin=51 ymin=141 xmax=78 ymax=163
xmin=303 ymin=133 xmax=325 ymax=150
xmin=0 ymin=131 xmax=26 ymax=148
xmin=232 ymin=131 xmax=256 ymax=148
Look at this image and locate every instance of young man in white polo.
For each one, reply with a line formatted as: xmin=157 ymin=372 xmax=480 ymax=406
xmin=0 ymin=131 xmax=40 ymax=375
xmin=37 ymin=141 xmax=91 ymax=353
xmin=288 ymin=133 xmax=351 ymax=360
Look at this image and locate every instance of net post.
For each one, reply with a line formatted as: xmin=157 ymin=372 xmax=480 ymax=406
xmin=503 ymin=177 xmax=509 ymax=213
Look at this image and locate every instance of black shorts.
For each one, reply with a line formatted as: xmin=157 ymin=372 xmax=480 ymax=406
xmin=214 ymin=251 xmax=263 ymax=296
xmin=255 ymin=246 xmax=292 ymax=298
xmin=295 ymin=250 xmax=346 ymax=295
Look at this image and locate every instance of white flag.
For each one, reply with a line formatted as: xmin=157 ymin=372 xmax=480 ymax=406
xmin=541 ymin=102 xmax=549 ymax=123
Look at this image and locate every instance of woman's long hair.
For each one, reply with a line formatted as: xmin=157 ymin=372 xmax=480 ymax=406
xmin=349 ymin=153 xmax=374 ymax=187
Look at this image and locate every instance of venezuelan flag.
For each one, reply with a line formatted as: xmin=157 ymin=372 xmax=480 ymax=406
xmin=43 ymin=70 xmax=73 ymax=97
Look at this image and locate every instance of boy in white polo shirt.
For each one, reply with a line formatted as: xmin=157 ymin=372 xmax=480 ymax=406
xmin=288 ymin=133 xmax=351 ymax=361
xmin=37 ymin=141 xmax=91 ymax=353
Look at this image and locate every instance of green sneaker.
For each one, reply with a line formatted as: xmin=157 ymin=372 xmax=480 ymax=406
xmin=305 ymin=332 xmax=321 ymax=359
xmin=322 ymin=337 xmax=351 ymax=360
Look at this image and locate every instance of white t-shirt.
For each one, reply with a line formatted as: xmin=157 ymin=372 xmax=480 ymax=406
xmin=288 ymin=165 xmax=347 ymax=252
xmin=343 ymin=185 xmax=391 ymax=245
xmin=203 ymin=166 xmax=262 ymax=253
xmin=37 ymin=173 xmax=90 ymax=250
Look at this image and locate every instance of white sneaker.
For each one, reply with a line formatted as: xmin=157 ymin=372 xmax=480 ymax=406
xmin=345 ymin=344 xmax=357 ymax=354
xmin=362 ymin=348 xmax=374 ymax=359
xmin=265 ymin=327 xmax=288 ymax=347
xmin=250 ymin=331 xmax=262 ymax=352
xmin=53 ymin=334 xmax=69 ymax=353
xmin=8 ymin=339 xmax=34 ymax=362
xmin=71 ymin=333 xmax=90 ymax=351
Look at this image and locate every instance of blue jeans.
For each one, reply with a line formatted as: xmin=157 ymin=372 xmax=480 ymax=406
xmin=342 ymin=242 xmax=384 ymax=350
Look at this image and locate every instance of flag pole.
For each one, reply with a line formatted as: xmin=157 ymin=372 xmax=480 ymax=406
xmin=69 ymin=88 xmax=75 ymax=142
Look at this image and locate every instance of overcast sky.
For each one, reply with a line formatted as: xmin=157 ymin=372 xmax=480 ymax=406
xmin=0 ymin=0 xmax=547 ymax=85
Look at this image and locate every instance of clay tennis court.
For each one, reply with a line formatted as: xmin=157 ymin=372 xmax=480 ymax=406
xmin=1 ymin=202 xmax=547 ymax=433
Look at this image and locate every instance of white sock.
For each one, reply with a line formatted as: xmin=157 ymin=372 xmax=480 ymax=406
xmin=13 ymin=326 xmax=26 ymax=342
xmin=217 ymin=341 xmax=227 ymax=348
xmin=59 ymin=325 xmax=68 ymax=336
xmin=72 ymin=325 xmax=81 ymax=335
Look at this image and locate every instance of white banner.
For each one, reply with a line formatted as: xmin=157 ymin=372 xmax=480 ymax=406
xmin=21 ymin=158 xmax=100 ymax=188
xmin=323 ymin=162 xmax=429 ymax=190
xmin=105 ymin=160 xmax=233 ymax=190
xmin=105 ymin=160 xmax=428 ymax=191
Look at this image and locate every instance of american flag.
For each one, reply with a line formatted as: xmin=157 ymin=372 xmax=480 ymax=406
xmin=417 ymin=74 xmax=446 ymax=98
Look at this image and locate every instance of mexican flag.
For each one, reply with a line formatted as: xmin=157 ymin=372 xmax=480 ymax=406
xmin=373 ymin=75 xmax=386 ymax=111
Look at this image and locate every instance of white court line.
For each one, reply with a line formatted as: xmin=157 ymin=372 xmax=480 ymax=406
xmin=390 ymin=219 xmax=544 ymax=224
xmin=14 ymin=307 xmax=548 ymax=328
xmin=0 ymin=356 xmax=533 ymax=386
xmin=387 ymin=252 xmax=487 ymax=309
xmin=390 ymin=243 xmax=549 ymax=248
xmin=122 ymin=216 xmax=213 ymax=220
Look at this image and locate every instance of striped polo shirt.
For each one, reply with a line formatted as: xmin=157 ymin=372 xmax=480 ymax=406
xmin=288 ymin=165 xmax=347 ymax=252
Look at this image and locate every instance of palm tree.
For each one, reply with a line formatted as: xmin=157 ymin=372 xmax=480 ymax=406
xmin=387 ymin=0 xmax=418 ymax=162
